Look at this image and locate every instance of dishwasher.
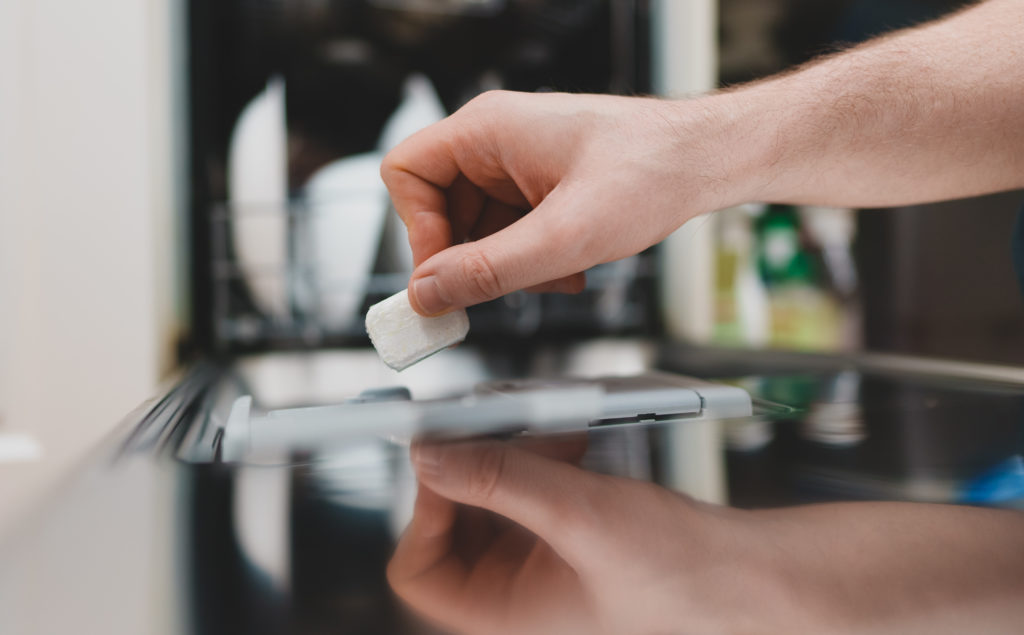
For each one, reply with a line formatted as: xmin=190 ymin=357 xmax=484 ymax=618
xmin=3 ymin=343 xmax=1024 ymax=634
xmin=3 ymin=1 xmax=1024 ymax=633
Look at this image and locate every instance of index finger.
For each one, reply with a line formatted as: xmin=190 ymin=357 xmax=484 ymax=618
xmin=410 ymin=440 xmax=607 ymax=566
xmin=380 ymin=121 xmax=462 ymax=265
xmin=387 ymin=483 xmax=465 ymax=589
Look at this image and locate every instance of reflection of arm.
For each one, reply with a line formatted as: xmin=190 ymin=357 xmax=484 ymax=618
xmin=395 ymin=441 xmax=1024 ymax=634
xmin=723 ymin=0 xmax=1024 ymax=208
xmin=752 ymin=501 xmax=1024 ymax=633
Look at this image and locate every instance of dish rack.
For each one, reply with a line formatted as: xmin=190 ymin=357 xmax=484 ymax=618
xmin=208 ymin=200 xmax=661 ymax=352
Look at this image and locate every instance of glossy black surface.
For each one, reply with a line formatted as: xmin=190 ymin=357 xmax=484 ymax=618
xmin=3 ymin=348 xmax=1024 ymax=634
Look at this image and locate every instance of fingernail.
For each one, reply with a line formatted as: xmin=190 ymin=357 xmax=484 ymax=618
xmin=411 ymin=276 xmax=451 ymax=316
xmin=411 ymin=443 xmax=442 ymax=479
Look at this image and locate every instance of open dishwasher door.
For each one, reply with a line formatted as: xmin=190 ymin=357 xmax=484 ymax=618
xmin=5 ymin=345 xmax=1024 ymax=635
xmin=0 ymin=352 xmax=759 ymax=635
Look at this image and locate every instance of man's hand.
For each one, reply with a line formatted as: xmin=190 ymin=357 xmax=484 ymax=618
xmin=380 ymin=91 xmax=759 ymax=315
xmin=382 ymin=0 xmax=1024 ymax=316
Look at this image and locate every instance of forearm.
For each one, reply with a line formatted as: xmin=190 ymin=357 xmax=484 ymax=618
xmin=752 ymin=502 xmax=1024 ymax=633
xmin=686 ymin=0 xmax=1024 ymax=209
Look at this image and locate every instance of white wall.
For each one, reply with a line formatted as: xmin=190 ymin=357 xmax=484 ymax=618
xmin=0 ymin=0 xmax=181 ymax=534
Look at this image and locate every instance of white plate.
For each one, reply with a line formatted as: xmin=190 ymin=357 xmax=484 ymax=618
xmin=300 ymin=152 xmax=389 ymax=331
xmin=228 ymin=76 xmax=289 ymax=320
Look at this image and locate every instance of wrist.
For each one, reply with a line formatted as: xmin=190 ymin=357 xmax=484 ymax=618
xmin=705 ymin=508 xmax=838 ymax=633
xmin=652 ymin=91 xmax=787 ymax=214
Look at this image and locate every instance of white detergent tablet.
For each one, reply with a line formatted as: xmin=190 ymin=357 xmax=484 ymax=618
xmin=365 ymin=289 xmax=470 ymax=371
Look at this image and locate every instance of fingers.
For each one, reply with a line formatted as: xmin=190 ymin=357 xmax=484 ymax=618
xmin=447 ymin=174 xmax=487 ymax=244
xmin=467 ymin=198 xmax=525 ymax=242
xmin=406 ymin=197 xmax=585 ymax=309
xmin=407 ymin=187 xmax=591 ymax=315
xmin=409 ymin=440 xmax=604 ymax=564
xmin=383 ymin=95 xmax=599 ymax=315
xmin=387 ymin=483 xmax=465 ymax=586
xmin=383 ymin=118 xmax=532 ymax=269
xmin=381 ymin=120 xmax=462 ymax=267
xmin=408 ymin=210 xmax=452 ymax=268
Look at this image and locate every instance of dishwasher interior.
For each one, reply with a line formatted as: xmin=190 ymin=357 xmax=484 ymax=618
xmin=188 ymin=0 xmax=657 ymax=355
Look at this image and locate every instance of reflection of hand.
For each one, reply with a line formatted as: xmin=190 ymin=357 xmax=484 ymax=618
xmin=388 ymin=448 xmax=593 ymax=634
xmin=390 ymin=439 xmax=1024 ymax=635
xmin=387 ymin=438 xmax=788 ymax=635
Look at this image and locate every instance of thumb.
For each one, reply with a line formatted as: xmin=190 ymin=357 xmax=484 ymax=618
xmin=410 ymin=440 xmax=604 ymax=562
xmin=407 ymin=189 xmax=590 ymax=315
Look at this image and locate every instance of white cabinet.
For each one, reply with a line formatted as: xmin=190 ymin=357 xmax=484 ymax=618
xmin=0 ymin=0 xmax=184 ymax=534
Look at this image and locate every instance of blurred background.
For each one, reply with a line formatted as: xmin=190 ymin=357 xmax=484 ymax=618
xmin=5 ymin=2 xmax=1024 ymax=633
xmin=2 ymin=0 xmax=1023 ymax=538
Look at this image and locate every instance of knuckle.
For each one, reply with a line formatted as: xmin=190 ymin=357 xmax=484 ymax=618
xmin=465 ymin=89 xmax=509 ymax=112
xmin=456 ymin=250 xmax=504 ymax=300
xmin=385 ymin=558 xmax=402 ymax=586
xmin=464 ymin=445 xmax=507 ymax=502
xmin=379 ymin=152 xmax=400 ymax=185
